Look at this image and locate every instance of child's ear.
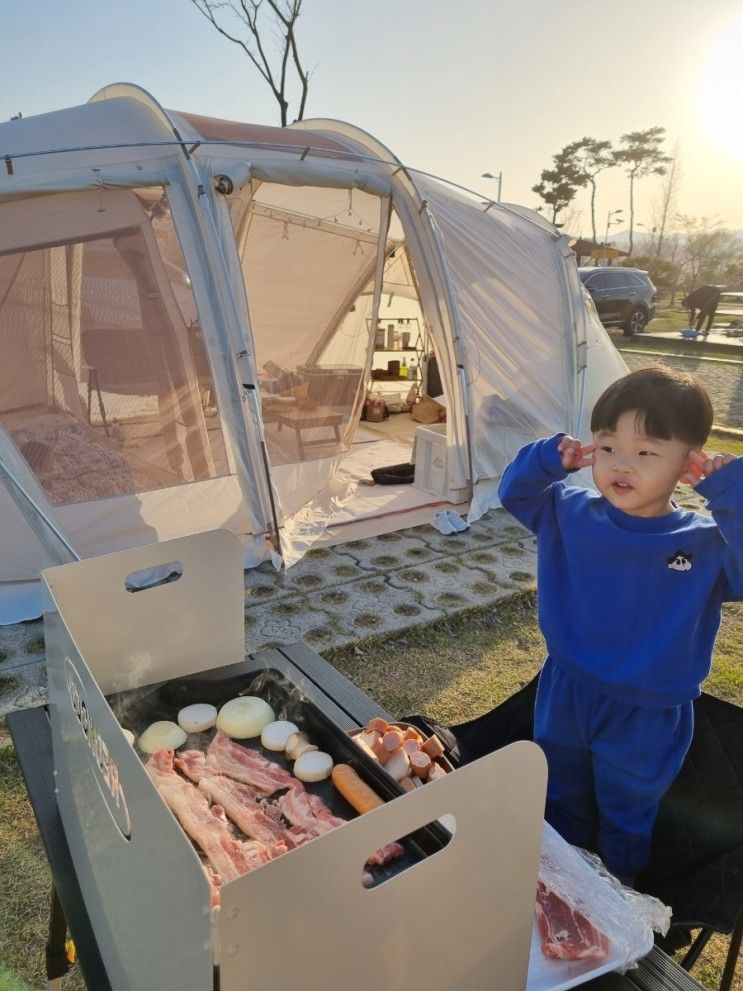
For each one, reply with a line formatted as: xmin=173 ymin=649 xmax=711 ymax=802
xmin=684 ymin=451 xmax=706 ymax=481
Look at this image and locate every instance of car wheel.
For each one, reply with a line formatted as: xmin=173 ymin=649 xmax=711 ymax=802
xmin=624 ymin=307 xmax=648 ymax=336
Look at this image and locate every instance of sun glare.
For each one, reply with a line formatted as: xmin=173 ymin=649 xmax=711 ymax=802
xmin=695 ymin=19 xmax=743 ymax=157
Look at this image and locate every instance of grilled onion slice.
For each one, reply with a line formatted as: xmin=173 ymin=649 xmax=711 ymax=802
xmin=216 ymin=696 xmax=275 ymax=739
xmin=138 ymin=721 xmax=188 ymax=754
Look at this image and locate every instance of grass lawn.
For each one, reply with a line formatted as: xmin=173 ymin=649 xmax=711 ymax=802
xmin=0 ymin=430 xmax=741 ymax=991
xmin=708 ymin=431 xmax=743 ymax=458
xmin=650 ymin=296 xmax=694 ymax=335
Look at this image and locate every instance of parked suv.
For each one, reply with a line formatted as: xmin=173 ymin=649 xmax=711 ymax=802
xmin=579 ymin=267 xmax=657 ymax=336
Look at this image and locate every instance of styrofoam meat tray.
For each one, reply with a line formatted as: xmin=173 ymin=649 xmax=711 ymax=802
xmin=526 ymin=922 xmax=653 ymax=991
xmin=525 ymin=822 xmax=656 ymax=991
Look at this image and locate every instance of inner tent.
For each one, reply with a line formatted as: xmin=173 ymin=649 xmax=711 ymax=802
xmin=0 ymin=184 xmax=253 ymax=572
xmin=227 ymin=180 xmax=453 ymax=560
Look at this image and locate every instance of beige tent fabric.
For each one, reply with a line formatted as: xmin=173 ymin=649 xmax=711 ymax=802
xmin=0 ymin=87 xmax=627 ymax=622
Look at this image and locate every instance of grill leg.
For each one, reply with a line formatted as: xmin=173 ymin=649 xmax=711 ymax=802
xmin=46 ymin=886 xmax=72 ymax=985
xmin=720 ymin=911 xmax=742 ymax=991
xmin=681 ymin=927 xmax=714 ymax=970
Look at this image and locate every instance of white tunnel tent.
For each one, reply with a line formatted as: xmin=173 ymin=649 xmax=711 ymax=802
xmin=0 ymin=84 xmax=627 ymax=623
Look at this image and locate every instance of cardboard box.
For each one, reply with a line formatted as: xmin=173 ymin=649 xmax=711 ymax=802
xmin=413 ymin=423 xmax=469 ymax=502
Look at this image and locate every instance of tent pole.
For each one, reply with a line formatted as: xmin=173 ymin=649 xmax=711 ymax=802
xmin=243 ymin=385 xmax=283 ymax=558
xmin=0 ymin=459 xmax=78 ymax=564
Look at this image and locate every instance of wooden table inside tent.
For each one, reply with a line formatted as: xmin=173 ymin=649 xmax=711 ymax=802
xmin=273 ymin=405 xmax=343 ymax=459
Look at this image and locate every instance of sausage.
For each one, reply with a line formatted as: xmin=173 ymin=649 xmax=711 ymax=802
xmin=371 ymin=735 xmax=387 ymax=760
xmin=367 ymin=717 xmax=389 ymax=735
xmin=409 ymin=750 xmax=432 ymax=779
xmin=421 ymin=734 xmax=445 ymax=759
xmin=331 ymin=764 xmax=384 ymax=814
xmin=427 ymin=760 xmax=447 ymax=781
xmin=383 ymin=728 xmax=405 ymax=752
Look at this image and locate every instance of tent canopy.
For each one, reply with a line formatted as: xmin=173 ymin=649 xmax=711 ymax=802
xmin=0 ymin=83 xmax=626 ymax=622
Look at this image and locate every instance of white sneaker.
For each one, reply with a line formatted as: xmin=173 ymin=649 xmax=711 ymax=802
xmin=445 ymin=510 xmax=470 ymax=532
xmin=432 ymin=510 xmax=457 ymax=535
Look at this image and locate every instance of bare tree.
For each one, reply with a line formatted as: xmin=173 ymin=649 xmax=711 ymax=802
xmin=675 ymin=215 xmax=741 ymax=287
xmin=563 ymin=138 xmax=615 ymax=244
xmin=652 ymin=141 xmax=681 ymax=258
xmin=614 ymin=128 xmax=671 ymax=255
xmin=188 ymin=0 xmax=309 ymax=125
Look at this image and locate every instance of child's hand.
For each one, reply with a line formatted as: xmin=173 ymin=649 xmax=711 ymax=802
xmin=682 ymin=450 xmax=738 ymax=486
xmin=557 ymin=435 xmax=596 ymax=471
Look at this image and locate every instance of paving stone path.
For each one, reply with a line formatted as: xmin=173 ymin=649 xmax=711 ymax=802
xmin=0 ymin=512 xmax=538 ymax=718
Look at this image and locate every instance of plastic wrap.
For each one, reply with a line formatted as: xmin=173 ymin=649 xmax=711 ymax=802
xmin=537 ymin=823 xmax=671 ymax=975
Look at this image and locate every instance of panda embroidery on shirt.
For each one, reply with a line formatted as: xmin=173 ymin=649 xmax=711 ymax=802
xmin=668 ymin=550 xmax=693 ymax=572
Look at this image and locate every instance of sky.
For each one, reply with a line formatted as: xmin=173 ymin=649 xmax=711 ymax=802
xmin=2 ymin=0 xmax=742 ymax=239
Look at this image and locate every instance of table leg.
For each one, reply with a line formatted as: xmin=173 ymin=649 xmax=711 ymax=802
xmin=46 ymin=885 xmax=73 ymax=984
xmin=294 ymin=427 xmax=305 ymax=460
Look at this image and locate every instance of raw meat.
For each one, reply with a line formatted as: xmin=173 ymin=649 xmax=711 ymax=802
xmin=145 ymin=749 xmax=283 ymax=884
xmin=282 ymin=783 xmax=404 ymax=866
xmin=197 ymin=772 xmax=313 ymax=849
xmin=364 ymin=841 xmax=406 ymax=867
xmin=535 ymin=881 xmax=610 ymax=961
xmin=280 ymin=781 xmax=344 ymax=836
xmin=174 ymin=749 xmax=213 ymax=783
xmin=207 ymin=730 xmax=294 ymax=794
xmin=203 ymin=864 xmax=223 ymax=908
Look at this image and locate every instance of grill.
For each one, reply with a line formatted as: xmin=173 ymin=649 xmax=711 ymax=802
xmin=42 ymin=529 xmax=549 ymax=991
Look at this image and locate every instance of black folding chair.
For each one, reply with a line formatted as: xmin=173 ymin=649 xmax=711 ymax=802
xmin=406 ymin=677 xmax=743 ymax=991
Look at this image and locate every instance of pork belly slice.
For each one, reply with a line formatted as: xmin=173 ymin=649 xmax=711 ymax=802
xmin=280 ymin=781 xmax=343 ymax=836
xmin=145 ymin=749 xmax=283 ymax=884
xmin=207 ymin=730 xmax=294 ymax=794
xmin=175 ymin=749 xmax=213 ymax=783
xmin=364 ymin=840 xmax=406 ymax=867
xmin=197 ymin=772 xmax=311 ymax=849
xmin=281 ymin=783 xmax=404 ymax=867
xmin=306 ymin=791 xmax=404 ymax=864
xmin=535 ymin=881 xmax=610 ymax=961
xmin=204 ymin=864 xmax=223 ymax=908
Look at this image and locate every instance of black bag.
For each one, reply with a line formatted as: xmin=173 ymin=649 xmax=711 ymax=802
xmin=401 ymin=676 xmax=537 ymax=768
xmin=370 ymin=462 xmax=415 ymax=485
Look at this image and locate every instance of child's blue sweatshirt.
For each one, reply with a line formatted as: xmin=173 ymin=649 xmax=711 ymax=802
xmin=498 ymin=435 xmax=743 ymax=708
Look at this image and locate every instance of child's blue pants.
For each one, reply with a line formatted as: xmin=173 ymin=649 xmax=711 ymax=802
xmin=534 ymin=656 xmax=693 ymax=880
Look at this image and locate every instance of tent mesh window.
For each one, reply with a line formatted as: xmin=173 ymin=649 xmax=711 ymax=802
xmin=229 ymin=182 xmax=382 ymax=470
xmin=0 ymin=186 xmax=229 ymax=506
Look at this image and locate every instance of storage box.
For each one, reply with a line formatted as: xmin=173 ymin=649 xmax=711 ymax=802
xmin=413 ymin=423 xmax=469 ymax=502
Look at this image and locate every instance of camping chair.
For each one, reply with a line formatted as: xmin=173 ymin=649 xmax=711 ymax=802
xmin=404 ymin=677 xmax=743 ymax=991
xmin=81 ymin=327 xmax=161 ymax=436
xmin=639 ymin=692 xmax=743 ymax=991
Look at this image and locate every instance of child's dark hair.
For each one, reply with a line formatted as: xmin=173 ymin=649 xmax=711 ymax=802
xmin=590 ymin=365 xmax=713 ymax=448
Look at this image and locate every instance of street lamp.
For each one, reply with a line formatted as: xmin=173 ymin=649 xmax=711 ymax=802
xmin=604 ymin=209 xmax=623 ymax=244
xmin=482 ymin=171 xmax=503 ymax=202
